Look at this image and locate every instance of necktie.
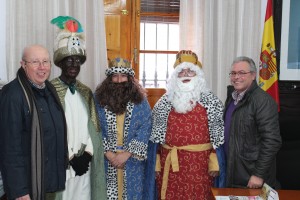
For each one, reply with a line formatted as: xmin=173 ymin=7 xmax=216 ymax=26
xmin=69 ymin=83 xmax=76 ymax=94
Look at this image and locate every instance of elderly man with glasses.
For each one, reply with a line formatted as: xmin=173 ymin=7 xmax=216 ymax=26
xmin=0 ymin=44 xmax=68 ymax=200
xmin=224 ymin=56 xmax=281 ymax=189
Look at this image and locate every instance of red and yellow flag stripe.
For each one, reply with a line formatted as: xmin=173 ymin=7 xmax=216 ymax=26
xmin=259 ymin=0 xmax=280 ymax=111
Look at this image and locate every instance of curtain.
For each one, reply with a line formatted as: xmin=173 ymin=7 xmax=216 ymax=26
xmin=180 ymin=0 xmax=262 ymax=102
xmin=5 ymin=0 xmax=107 ymax=91
xmin=0 ymin=0 xmax=6 ymax=83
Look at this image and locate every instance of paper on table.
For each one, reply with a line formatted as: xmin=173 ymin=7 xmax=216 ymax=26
xmin=215 ymin=183 xmax=279 ymax=200
xmin=215 ymin=196 xmax=261 ymax=200
xmin=259 ymin=183 xmax=279 ymax=200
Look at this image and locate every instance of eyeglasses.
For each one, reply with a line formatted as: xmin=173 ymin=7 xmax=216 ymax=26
xmin=229 ymin=71 xmax=252 ymax=77
xmin=178 ymin=69 xmax=196 ymax=77
xmin=24 ymin=60 xmax=51 ymax=67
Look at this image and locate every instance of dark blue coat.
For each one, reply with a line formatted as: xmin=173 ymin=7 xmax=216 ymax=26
xmin=0 ymin=78 xmax=67 ymax=199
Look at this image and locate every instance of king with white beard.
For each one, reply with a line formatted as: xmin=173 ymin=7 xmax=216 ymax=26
xmin=150 ymin=50 xmax=226 ymax=200
xmin=167 ymin=61 xmax=210 ymax=114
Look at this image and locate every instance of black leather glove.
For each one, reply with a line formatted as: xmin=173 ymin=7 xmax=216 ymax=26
xmin=69 ymin=151 xmax=92 ymax=176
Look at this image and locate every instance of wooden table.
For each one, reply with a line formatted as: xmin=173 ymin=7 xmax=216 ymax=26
xmin=211 ymin=187 xmax=300 ymax=200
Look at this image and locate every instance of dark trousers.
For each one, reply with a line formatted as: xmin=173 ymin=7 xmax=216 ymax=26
xmin=0 ymin=194 xmax=6 ymax=200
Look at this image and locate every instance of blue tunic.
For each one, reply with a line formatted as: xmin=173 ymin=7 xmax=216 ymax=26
xmin=96 ymin=99 xmax=152 ymax=200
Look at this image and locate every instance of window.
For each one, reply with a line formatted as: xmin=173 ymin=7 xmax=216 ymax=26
xmin=139 ymin=0 xmax=180 ymax=88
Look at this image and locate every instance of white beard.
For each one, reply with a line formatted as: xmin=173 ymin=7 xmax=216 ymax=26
xmin=172 ymin=92 xmax=197 ymax=113
xmin=171 ymin=77 xmax=199 ymax=113
xmin=166 ymin=62 xmax=210 ymax=114
xmin=176 ymin=77 xmax=196 ymax=92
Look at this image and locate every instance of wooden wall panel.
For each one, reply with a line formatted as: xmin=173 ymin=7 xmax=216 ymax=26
xmin=146 ymin=88 xmax=166 ymax=109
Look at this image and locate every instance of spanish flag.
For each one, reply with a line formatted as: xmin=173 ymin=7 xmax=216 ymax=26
xmin=259 ymin=0 xmax=280 ymax=111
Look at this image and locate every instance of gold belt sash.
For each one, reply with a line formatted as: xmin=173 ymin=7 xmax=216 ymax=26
xmin=160 ymin=143 xmax=213 ymax=199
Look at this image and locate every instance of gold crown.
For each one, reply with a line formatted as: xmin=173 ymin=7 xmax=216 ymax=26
xmin=105 ymin=57 xmax=135 ymax=77
xmin=173 ymin=50 xmax=202 ymax=68
xmin=108 ymin=57 xmax=131 ymax=68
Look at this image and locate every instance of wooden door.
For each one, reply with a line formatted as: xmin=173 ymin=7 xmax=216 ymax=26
xmin=104 ymin=0 xmax=132 ymax=61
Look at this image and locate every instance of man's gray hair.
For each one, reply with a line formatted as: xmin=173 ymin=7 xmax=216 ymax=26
xmin=231 ymin=56 xmax=257 ymax=72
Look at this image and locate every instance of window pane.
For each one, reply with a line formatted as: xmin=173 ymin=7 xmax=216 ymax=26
xmin=144 ymin=53 xmax=156 ymax=79
xmin=139 ymin=0 xmax=179 ymax=89
xmin=157 ymin=80 xmax=167 ymax=88
xmin=157 ymin=54 xmax=167 ymax=80
xmin=139 ymin=53 xmax=176 ymax=88
xmin=157 ymin=24 xmax=168 ymax=50
xmin=169 ymin=24 xmax=179 ymax=50
xmin=139 ymin=53 xmax=157 ymax=87
xmin=144 ymin=23 xmax=157 ymax=50
xmin=141 ymin=23 xmax=179 ymax=51
xmin=168 ymin=54 xmax=176 ymax=78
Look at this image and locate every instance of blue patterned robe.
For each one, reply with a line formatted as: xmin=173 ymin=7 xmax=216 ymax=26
xmin=96 ymin=99 xmax=152 ymax=200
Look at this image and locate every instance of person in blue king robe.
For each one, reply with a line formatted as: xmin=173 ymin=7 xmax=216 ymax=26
xmin=94 ymin=57 xmax=153 ymax=200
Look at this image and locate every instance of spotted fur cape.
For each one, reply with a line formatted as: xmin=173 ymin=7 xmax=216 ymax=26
xmin=150 ymin=92 xmax=224 ymax=149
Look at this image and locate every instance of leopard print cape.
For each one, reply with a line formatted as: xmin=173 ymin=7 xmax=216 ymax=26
xmin=150 ymin=92 xmax=224 ymax=149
